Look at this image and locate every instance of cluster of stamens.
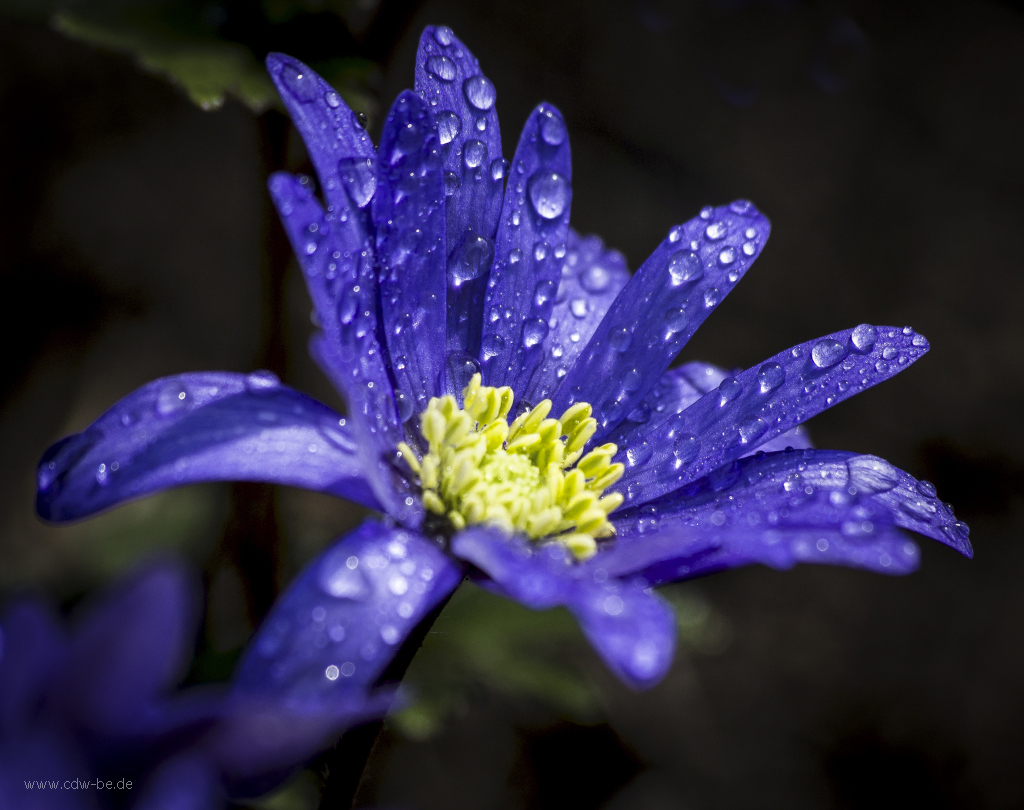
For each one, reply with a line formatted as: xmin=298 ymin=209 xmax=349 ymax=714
xmin=397 ymin=374 xmax=624 ymax=560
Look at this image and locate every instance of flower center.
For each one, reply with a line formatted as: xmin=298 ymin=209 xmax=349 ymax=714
xmin=397 ymin=374 xmax=624 ymax=560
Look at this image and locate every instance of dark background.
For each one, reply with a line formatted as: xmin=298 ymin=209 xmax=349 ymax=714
xmin=2 ymin=0 xmax=1023 ymax=807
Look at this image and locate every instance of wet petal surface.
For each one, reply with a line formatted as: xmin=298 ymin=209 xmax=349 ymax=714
xmin=480 ymin=104 xmax=572 ymax=396
xmin=414 ymin=25 xmax=504 ymax=253
xmin=374 ymin=91 xmax=448 ymax=412
xmin=613 ymin=325 xmax=929 ymax=507
xmin=36 ymin=372 xmax=380 ymax=522
xmin=266 ymin=53 xmax=377 ymax=241
xmin=601 ymin=448 xmax=970 ymax=583
xmin=551 ymin=201 xmax=771 ymax=439
xmin=526 ymin=230 xmax=630 ymax=403
xmin=234 ymin=521 xmax=463 ymax=705
xmin=270 ymin=172 xmax=418 ymax=523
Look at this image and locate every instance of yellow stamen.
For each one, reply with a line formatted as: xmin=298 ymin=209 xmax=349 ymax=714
xmin=401 ymin=374 xmax=623 ymax=560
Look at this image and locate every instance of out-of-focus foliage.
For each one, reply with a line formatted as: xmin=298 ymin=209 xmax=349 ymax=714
xmin=0 ymin=0 xmax=379 ymax=114
xmin=392 ymin=581 xmax=733 ymax=741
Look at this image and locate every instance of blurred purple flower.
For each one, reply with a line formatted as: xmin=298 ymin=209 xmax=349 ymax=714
xmin=0 ymin=562 xmax=388 ymax=806
xmin=36 ymin=24 xmax=970 ymax=711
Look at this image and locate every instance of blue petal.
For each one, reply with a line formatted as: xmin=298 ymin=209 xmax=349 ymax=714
xmin=36 ymin=372 xmax=380 ymax=522
xmin=135 ymin=754 xmax=223 ymax=810
xmin=612 ymin=325 xmax=928 ymax=507
xmin=374 ymin=91 xmax=448 ymax=411
xmin=450 ymin=528 xmax=676 ymax=689
xmin=0 ymin=602 xmax=66 ymax=738
xmin=450 ymin=527 xmax=570 ymax=609
xmin=56 ymin=562 xmax=198 ymax=738
xmin=233 ymin=520 xmax=463 ymax=705
xmin=0 ymin=723 xmax=92 ymax=810
xmin=550 ymin=201 xmax=771 ymax=438
xmin=610 ymin=361 xmax=811 ymax=476
xmin=567 ymin=577 xmax=676 ymax=689
xmin=270 ymin=173 xmax=419 ymax=524
xmin=414 ymin=26 xmax=504 ymax=251
xmin=601 ymin=448 xmax=970 ymax=584
xmin=265 ymin=54 xmax=377 ymax=239
xmin=415 ymin=25 xmax=504 ymax=361
xmin=479 ymin=104 xmax=573 ymax=396
xmin=524 ymin=230 xmax=630 ymax=402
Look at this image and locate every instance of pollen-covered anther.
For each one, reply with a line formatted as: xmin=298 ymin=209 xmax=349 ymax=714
xmin=400 ymin=374 xmax=624 ymax=560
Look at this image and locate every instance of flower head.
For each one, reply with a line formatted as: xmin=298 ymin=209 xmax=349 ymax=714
xmin=37 ymin=23 xmax=970 ymax=710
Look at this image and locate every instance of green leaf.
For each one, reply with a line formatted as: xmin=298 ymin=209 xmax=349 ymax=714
xmin=51 ymin=7 xmax=276 ymax=111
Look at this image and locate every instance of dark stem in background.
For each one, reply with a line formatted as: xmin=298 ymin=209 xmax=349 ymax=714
xmin=218 ymin=110 xmax=293 ymax=625
xmin=315 ymin=583 xmax=462 ymax=809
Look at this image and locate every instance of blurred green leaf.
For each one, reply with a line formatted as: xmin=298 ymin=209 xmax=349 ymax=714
xmin=393 ymin=581 xmax=734 ymax=740
xmin=392 ymin=583 xmax=602 ymax=740
xmin=0 ymin=0 xmax=379 ymax=115
xmin=53 ymin=8 xmax=272 ymax=111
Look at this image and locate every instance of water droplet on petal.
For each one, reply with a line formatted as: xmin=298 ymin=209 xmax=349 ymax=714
xmin=246 ymin=370 xmax=280 ymax=390
xmin=394 ymin=389 xmax=415 ymax=422
xmin=448 ymin=234 xmax=494 ymax=285
xmin=811 ymin=339 xmax=847 ymax=369
xmin=481 ymin=333 xmax=504 ymax=359
xmin=668 ymin=250 xmax=702 ymax=285
xmin=433 ymin=25 xmax=454 ymax=46
xmin=156 ymin=381 xmax=191 ymax=416
xmin=463 ymin=75 xmax=496 ymax=110
xmin=663 ymin=307 xmax=689 ymax=335
xmin=525 ymin=280 xmax=553 ymax=311
xmin=847 ymin=455 xmax=900 ymax=493
xmin=705 ymin=221 xmax=728 ymax=240
xmin=718 ymin=377 xmax=743 ymax=405
xmin=338 ymin=156 xmax=377 ymax=208
xmin=490 ymin=157 xmax=509 ymax=181
xmin=738 ymin=416 xmax=769 ymax=444
xmin=426 ymin=54 xmax=457 ymax=82
xmin=319 ymin=553 xmax=372 ymax=600
xmin=850 ymin=323 xmax=877 ymax=352
xmin=540 ymin=112 xmax=566 ymax=145
xmin=522 ymin=318 xmax=549 ymax=348
xmin=729 ymin=199 xmax=753 ymax=214
xmin=527 ymin=171 xmax=569 ymax=219
xmin=435 ymin=110 xmax=462 ymax=144
xmin=279 ymin=63 xmax=318 ymax=103
xmin=463 ymin=139 xmax=487 ymax=169
xmin=353 ymin=111 xmax=368 ymax=129
xmin=626 ymin=440 xmax=653 ymax=467
xmin=570 ymin=298 xmax=589 ymax=319
xmin=444 ymin=171 xmax=461 ymax=196
xmin=718 ymin=246 xmax=737 ymax=265
xmin=324 ymin=91 xmax=341 ymax=108
xmin=703 ymin=287 xmax=721 ymax=308
xmin=609 ymin=327 xmax=632 ymax=352
xmin=757 ymin=362 xmax=785 ymax=393
xmin=673 ymin=433 xmax=700 ymax=466
xmin=445 ymin=351 xmax=482 ymax=396
xmin=580 ymin=264 xmax=612 ymax=292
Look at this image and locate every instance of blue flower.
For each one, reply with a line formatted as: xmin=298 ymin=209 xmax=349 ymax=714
xmin=36 ymin=24 xmax=970 ymax=706
xmin=0 ymin=561 xmax=390 ymax=806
